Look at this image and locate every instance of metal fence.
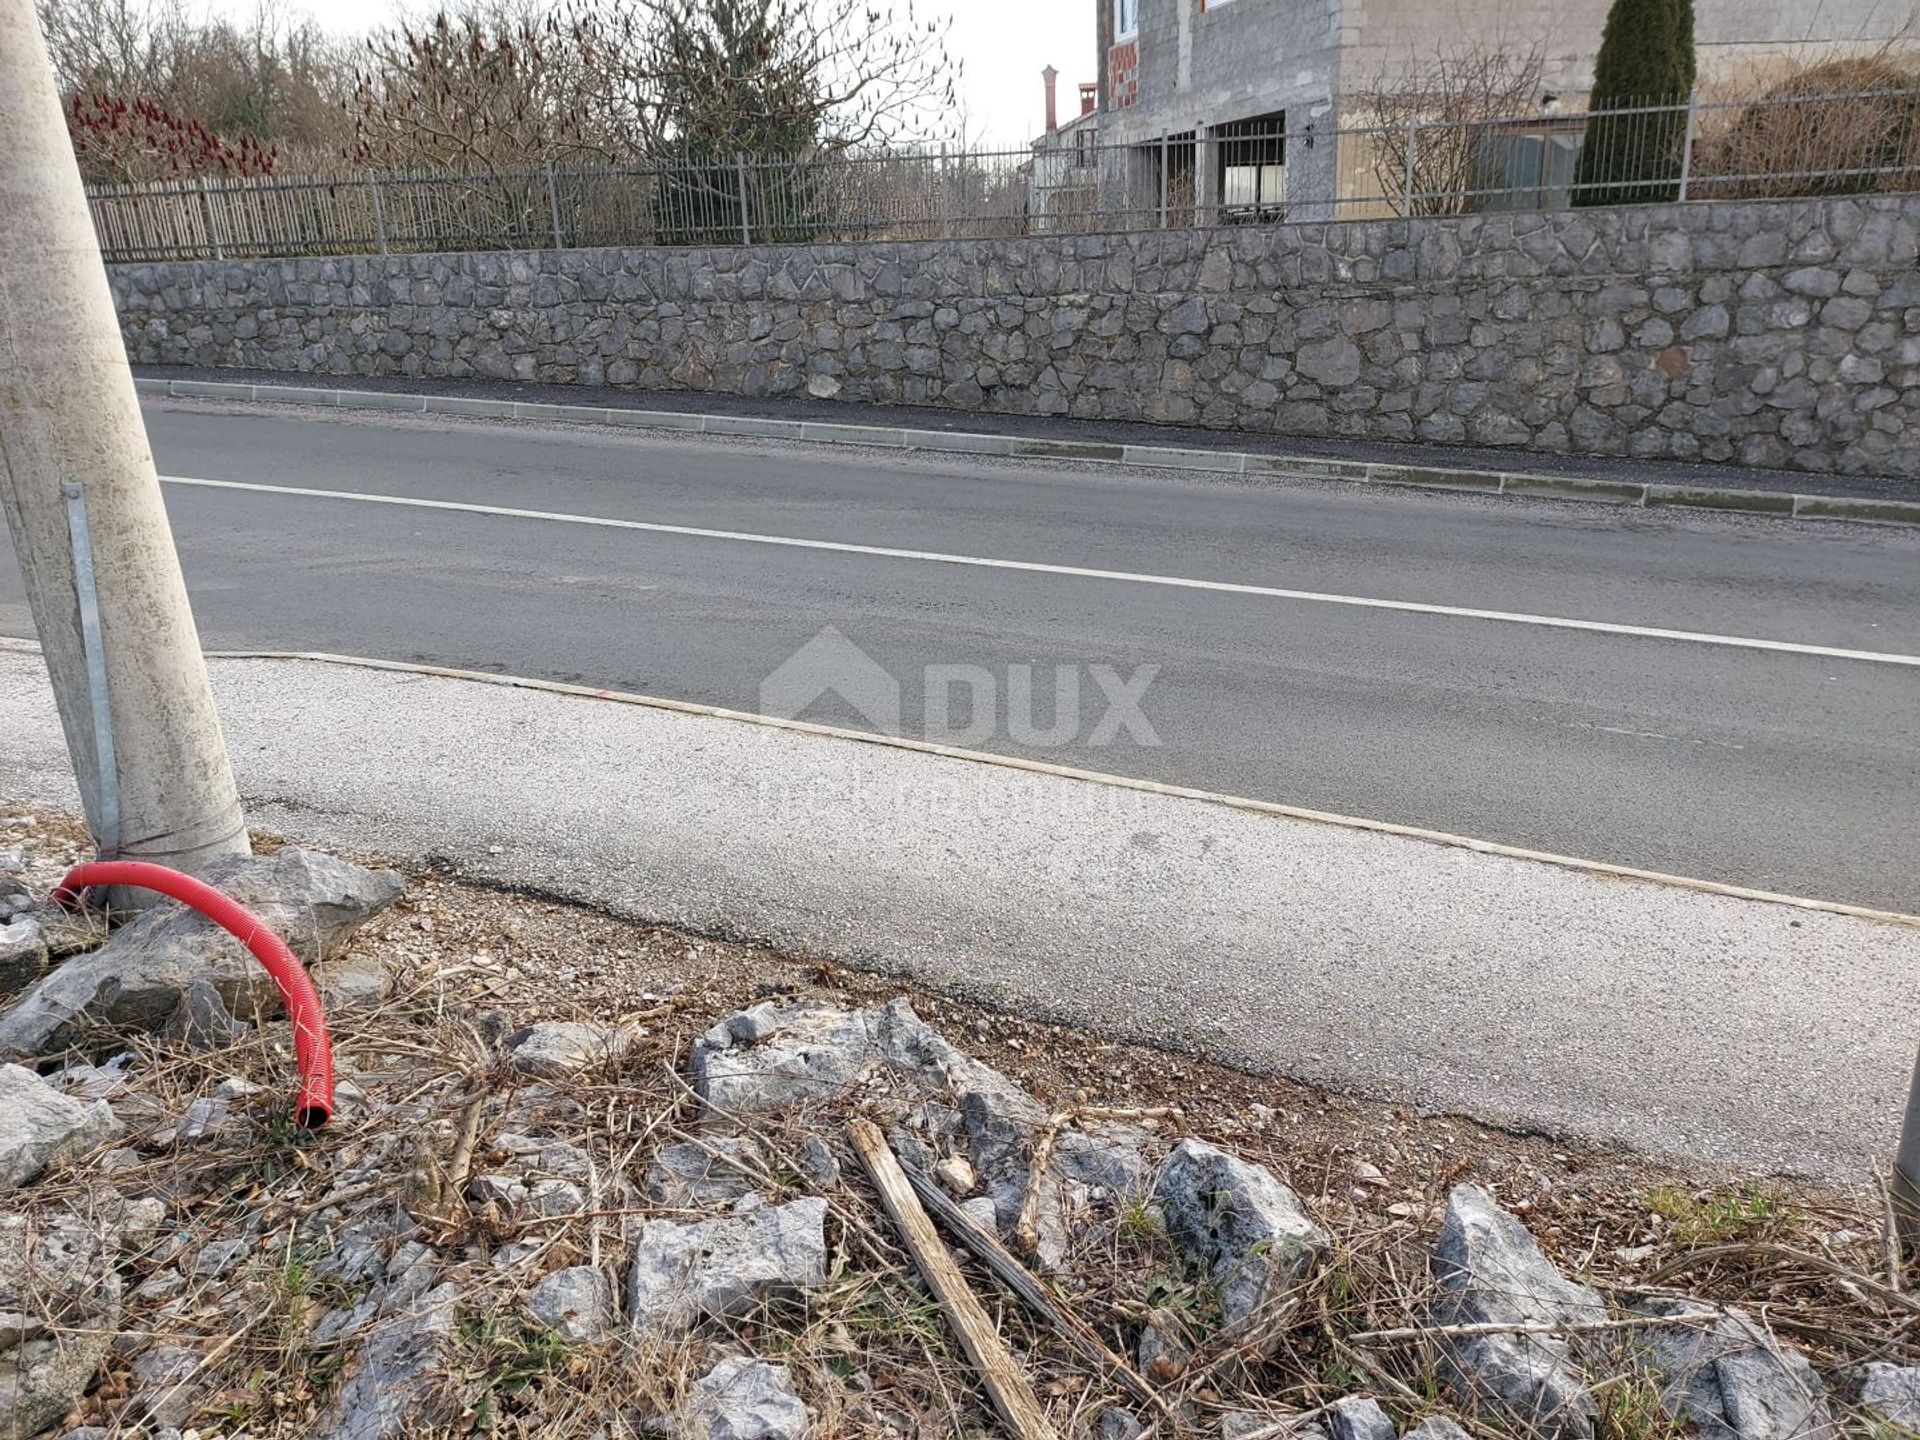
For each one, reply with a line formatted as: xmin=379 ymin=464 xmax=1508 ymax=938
xmin=85 ymin=87 xmax=1920 ymax=263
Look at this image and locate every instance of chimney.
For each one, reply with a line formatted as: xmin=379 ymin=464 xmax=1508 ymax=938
xmin=1042 ymin=65 xmax=1060 ymax=133
xmin=1079 ymin=82 xmax=1097 ymax=116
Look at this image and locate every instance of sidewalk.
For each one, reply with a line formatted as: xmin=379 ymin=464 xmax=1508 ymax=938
xmin=133 ymin=362 xmax=1920 ymax=507
xmin=3 ymin=640 xmax=1914 ymax=1183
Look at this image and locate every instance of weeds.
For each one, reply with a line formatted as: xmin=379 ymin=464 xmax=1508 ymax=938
xmin=1644 ymin=1183 xmax=1794 ymax=1245
xmin=1594 ymin=1375 xmax=1690 ymax=1440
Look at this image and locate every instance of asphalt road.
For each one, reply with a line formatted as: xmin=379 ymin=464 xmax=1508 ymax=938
xmin=3 ymin=398 xmax=1917 ymax=911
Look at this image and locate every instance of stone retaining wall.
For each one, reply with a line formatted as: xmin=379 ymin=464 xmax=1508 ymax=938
xmin=109 ymin=195 xmax=1920 ymax=478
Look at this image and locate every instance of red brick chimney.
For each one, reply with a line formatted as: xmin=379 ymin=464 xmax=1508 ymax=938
xmin=1079 ymin=82 xmax=1096 ymax=116
xmin=1042 ymin=65 xmax=1059 ymax=133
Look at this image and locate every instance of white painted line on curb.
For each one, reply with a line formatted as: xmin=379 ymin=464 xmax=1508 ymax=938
xmin=158 ymin=474 xmax=1920 ymax=668
xmin=2 ymin=630 xmax=1913 ymax=924
xmin=151 ymin=643 xmax=1917 ymax=928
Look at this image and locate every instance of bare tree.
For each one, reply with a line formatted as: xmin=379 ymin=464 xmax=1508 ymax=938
xmin=1694 ymin=52 xmax=1920 ymax=199
xmin=347 ymin=5 xmax=653 ymax=171
xmin=39 ymin=0 xmax=353 ymax=179
xmin=1352 ymin=44 xmax=1548 ymax=215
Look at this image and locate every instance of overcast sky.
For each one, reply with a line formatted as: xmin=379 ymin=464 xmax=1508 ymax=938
xmin=207 ymin=0 xmax=1096 ymax=147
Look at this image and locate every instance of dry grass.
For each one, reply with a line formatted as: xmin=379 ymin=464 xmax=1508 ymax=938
xmin=3 ymin=804 xmax=1915 ymax=1438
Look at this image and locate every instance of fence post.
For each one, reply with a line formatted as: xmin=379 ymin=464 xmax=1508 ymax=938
xmin=1676 ymin=88 xmax=1700 ymax=202
xmin=939 ymin=142 xmax=953 ymax=240
xmin=197 ymin=176 xmax=223 ymax=261
xmin=366 ymin=171 xmax=388 ymax=255
xmin=734 ymin=153 xmax=752 ymax=245
xmin=1158 ymin=132 xmax=1169 ymax=228
xmin=1403 ymin=122 xmax=1419 ymax=217
xmin=545 ymin=160 xmax=565 ymax=249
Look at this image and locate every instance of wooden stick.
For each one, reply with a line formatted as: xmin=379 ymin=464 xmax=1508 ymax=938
xmin=1012 ymin=1111 xmax=1071 ymax=1258
xmin=1345 ymin=1312 xmax=1716 ymax=1345
xmin=848 ymin=1119 xmax=1061 ymax=1440
xmin=895 ymin=1154 xmax=1174 ymax=1421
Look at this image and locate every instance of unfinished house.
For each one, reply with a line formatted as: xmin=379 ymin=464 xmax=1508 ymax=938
xmin=1083 ymin=0 xmax=1918 ymax=220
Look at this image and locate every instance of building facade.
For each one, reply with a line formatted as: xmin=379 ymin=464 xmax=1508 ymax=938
xmin=1081 ymin=0 xmax=1917 ymax=219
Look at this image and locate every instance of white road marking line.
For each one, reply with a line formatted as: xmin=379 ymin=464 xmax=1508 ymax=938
xmin=159 ymin=474 xmax=1920 ymax=669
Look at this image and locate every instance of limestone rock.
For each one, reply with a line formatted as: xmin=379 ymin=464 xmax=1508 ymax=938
xmin=0 ymin=915 xmax=48 ymax=995
xmin=0 ymin=1208 xmax=124 ymax=1440
xmin=0 ymin=848 xmax=403 ymax=1061
xmin=691 ymin=998 xmax=1152 ymax=1270
xmin=1634 ymin=1299 xmax=1831 ymax=1440
xmin=313 ymin=950 xmax=394 ymax=1012
xmin=310 ymin=1266 xmax=462 ymax=1440
xmin=1433 ymin=1184 xmax=1604 ymax=1440
xmin=627 ymin=1197 xmax=828 ymax=1334
xmin=1401 ymin=1421 xmax=1472 ymax=1440
xmin=684 ymin=1354 xmax=810 ymax=1440
xmin=795 ymin=1135 xmax=839 ymax=1188
xmin=1154 ymin=1138 xmax=1328 ymax=1346
xmin=527 ymin=1265 xmax=615 ymax=1342
xmin=505 ymin=1020 xmax=637 ymax=1078
xmin=130 ymin=1343 xmax=202 ymax=1427
xmin=1137 ymin=1307 xmax=1193 ymax=1384
xmin=645 ymin=1138 xmax=765 ymax=1208
xmin=160 ymin=977 xmax=254 ymax=1051
xmin=1859 ymin=1362 xmax=1920 ymax=1432
xmin=0 ymin=1062 xmax=121 ymax=1190
xmin=1328 ymin=1396 xmax=1398 ymax=1440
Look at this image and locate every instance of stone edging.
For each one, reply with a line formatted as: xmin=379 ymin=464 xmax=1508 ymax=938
xmin=134 ymin=376 xmax=1920 ymax=528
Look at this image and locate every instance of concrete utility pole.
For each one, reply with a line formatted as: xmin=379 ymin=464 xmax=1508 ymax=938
xmin=0 ymin=0 xmax=249 ymax=876
xmin=1898 ymin=1060 xmax=1920 ymax=1255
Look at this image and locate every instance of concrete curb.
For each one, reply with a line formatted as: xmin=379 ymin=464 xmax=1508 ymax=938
xmin=135 ymin=376 xmax=1920 ymax=529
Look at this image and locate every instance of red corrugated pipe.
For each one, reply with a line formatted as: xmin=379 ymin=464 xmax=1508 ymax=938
xmin=52 ymin=860 xmax=334 ymax=1128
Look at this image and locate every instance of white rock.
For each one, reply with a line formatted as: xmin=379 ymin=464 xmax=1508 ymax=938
xmin=1328 ymin=1395 xmax=1398 ymax=1440
xmin=1636 ymin=1299 xmax=1831 ymax=1440
xmin=627 ymin=1197 xmax=827 ymax=1335
xmin=526 ymin=1266 xmax=615 ymax=1342
xmin=1434 ymin=1184 xmax=1604 ymax=1440
xmin=1154 ymin=1138 xmax=1328 ymax=1347
xmin=505 ymin=1020 xmax=637 ymax=1077
xmin=0 ymin=1209 xmax=123 ymax=1439
xmin=0 ymin=849 xmax=403 ymax=1061
xmin=934 ymin=1156 xmax=977 ymax=1196
xmin=1860 ymin=1362 xmax=1920 ymax=1432
xmin=685 ymin=1355 xmax=810 ymax=1440
xmin=0 ymin=1062 xmax=121 ymax=1190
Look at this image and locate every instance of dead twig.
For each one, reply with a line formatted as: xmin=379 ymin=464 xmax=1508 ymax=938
xmin=848 ymin=1119 xmax=1062 ymax=1440
xmin=1346 ymin=1312 xmax=1716 ymax=1345
xmin=1644 ymin=1242 xmax=1920 ymax=1314
xmin=896 ymin=1151 xmax=1175 ymax=1422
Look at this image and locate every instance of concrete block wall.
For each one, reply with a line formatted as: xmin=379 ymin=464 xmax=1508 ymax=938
xmin=110 ymin=193 xmax=1920 ymax=479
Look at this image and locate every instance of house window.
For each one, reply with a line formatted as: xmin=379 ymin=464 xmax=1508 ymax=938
xmin=1115 ymin=0 xmax=1139 ymax=39
xmin=1075 ymin=129 xmax=1094 ymax=168
xmin=1214 ymin=111 xmax=1286 ymax=218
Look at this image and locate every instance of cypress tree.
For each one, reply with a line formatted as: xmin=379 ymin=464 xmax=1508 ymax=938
xmin=1574 ymin=0 xmax=1697 ymax=205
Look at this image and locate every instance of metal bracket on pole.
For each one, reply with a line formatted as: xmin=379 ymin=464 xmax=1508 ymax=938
xmin=545 ymin=160 xmax=565 ymax=250
xmin=735 ymin=154 xmax=752 ymax=245
xmin=62 ymin=480 xmax=120 ymax=858
xmin=366 ymin=171 xmax=389 ymax=256
xmin=1676 ymin=89 xmax=1700 ymax=203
